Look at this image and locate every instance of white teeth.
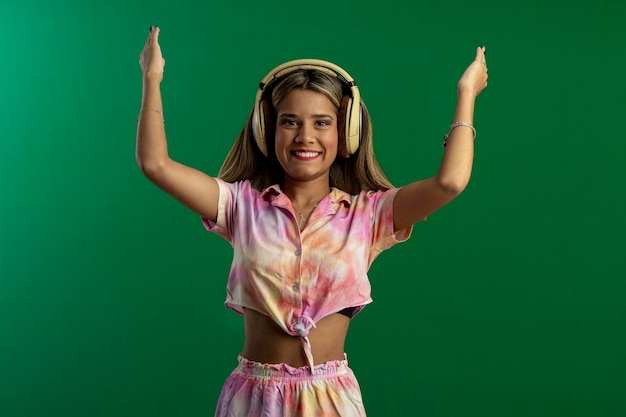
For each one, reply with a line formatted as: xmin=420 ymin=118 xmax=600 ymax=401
xmin=293 ymin=151 xmax=319 ymax=158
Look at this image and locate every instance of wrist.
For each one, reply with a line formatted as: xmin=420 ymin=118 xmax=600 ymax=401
xmin=456 ymin=82 xmax=479 ymax=98
xmin=142 ymin=71 xmax=163 ymax=84
xmin=453 ymin=90 xmax=476 ymax=122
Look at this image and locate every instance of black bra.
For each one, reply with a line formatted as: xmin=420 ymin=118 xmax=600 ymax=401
xmin=337 ymin=306 xmax=357 ymax=319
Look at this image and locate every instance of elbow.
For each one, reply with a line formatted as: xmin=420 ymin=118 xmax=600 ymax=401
xmin=136 ymin=155 xmax=167 ymax=180
xmin=436 ymin=175 xmax=469 ymax=196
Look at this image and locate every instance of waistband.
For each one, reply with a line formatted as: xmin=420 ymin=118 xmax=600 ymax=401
xmin=234 ymin=354 xmax=351 ymax=382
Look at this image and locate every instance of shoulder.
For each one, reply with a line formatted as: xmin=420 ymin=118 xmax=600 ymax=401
xmin=215 ymin=178 xmax=263 ymax=198
xmin=352 ymin=188 xmax=401 ymax=207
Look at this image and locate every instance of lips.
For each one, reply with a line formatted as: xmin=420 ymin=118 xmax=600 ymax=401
xmin=291 ymin=150 xmax=321 ymax=160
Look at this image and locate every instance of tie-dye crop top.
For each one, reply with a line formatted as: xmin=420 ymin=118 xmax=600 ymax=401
xmin=202 ymin=179 xmax=412 ymax=370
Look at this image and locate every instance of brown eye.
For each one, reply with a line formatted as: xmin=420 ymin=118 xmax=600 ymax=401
xmin=280 ymin=119 xmax=297 ymax=127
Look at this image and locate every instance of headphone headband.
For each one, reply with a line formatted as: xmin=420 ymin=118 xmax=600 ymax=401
xmin=251 ymin=59 xmax=362 ymax=157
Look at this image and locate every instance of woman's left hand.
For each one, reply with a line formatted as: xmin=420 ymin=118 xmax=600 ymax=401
xmin=457 ymin=46 xmax=489 ymax=97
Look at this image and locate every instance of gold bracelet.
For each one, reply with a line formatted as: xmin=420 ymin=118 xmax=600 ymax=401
xmin=442 ymin=121 xmax=476 ymax=147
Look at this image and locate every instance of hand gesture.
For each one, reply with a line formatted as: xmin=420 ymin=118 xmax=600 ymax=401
xmin=139 ymin=26 xmax=166 ymax=82
xmin=457 ymin=46 xmax=488 ymax=97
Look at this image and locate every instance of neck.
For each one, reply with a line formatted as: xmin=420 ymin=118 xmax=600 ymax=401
xmin=282 ymin=178 xmax=331 ymax=209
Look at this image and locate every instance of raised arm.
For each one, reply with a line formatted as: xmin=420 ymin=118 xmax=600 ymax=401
xmin=393 ymin=46 xmax=488 ymax=231
xmin=136 ymin=27 xmax=219 ymax=222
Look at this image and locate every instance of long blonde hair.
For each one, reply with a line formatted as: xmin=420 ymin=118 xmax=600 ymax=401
xmin=218 ymin=68 xmax=393 ymax=194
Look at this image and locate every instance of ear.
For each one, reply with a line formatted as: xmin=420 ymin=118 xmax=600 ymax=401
xmin=337 ymin=95 xmax=350 ymax=158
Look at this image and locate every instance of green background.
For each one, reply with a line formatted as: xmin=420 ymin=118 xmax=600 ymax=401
xmin=1 ymin=0 xmax=625 ymax=416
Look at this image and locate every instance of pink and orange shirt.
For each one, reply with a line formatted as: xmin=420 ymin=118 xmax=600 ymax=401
xmin=203 ymin=179 xmax=412 ymax=370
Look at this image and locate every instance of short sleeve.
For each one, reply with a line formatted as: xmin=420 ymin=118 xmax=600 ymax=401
xmin=370 ymin=188 xmax=412 ymax=254
xmin=201 ymin=178 xmax=236 ymax=243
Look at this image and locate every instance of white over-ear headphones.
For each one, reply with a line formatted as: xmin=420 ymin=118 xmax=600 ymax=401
xmin=251 ymin=59 xmax=362 ymax=157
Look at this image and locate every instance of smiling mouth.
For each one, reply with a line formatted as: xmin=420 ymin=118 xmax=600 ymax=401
xmin=291 ymin=151 xmax=321 ymax=159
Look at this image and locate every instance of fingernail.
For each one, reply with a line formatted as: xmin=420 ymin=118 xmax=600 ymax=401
xmin=149 ymin=26 xmax=154 ymax=32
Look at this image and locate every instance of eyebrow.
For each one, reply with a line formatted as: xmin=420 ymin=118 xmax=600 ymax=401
xmin=278 ymin=113 xmax=335 ymax=119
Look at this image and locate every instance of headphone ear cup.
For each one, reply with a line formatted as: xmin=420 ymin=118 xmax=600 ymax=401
xmin=252 ymin=99 xmax=266 ymax=156
xmin=339 ymin=95 xmax=360 ymax=156
xmin=252 ymin=99 xmax=276 ymax=157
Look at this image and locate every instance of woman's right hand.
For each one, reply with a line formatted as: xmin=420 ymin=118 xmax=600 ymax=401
xmin=457 ymin=46 xmax=488 ymax=98
xmin=139 ymin=26 xmax=166 ymax=82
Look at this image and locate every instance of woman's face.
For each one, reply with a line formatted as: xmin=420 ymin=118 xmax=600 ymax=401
xmin=274 ymin=88 xmax=339 ymax=186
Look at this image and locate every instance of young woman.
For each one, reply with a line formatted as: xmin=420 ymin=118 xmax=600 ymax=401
xmin=137 ymin=26 xmax=487 ymax=417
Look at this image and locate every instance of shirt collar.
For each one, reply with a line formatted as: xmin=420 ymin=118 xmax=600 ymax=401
xmin=259 ymin=184 xmax=353 ymax=206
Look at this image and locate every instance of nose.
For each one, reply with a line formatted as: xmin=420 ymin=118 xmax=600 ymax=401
xmin=295 ymin=122 xmax=315 ymax=143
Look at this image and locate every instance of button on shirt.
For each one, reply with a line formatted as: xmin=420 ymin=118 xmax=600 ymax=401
xmin=202 ymin=179 xmax=412 ymax=370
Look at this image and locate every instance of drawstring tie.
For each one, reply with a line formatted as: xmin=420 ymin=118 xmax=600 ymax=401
xmin=291 ymin=316 xmax=317 ymax=373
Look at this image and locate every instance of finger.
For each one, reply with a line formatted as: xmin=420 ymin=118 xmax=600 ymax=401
xmin=476 ymin=46 xmax=486 ymax=61
xmin=145 ymin=26 xmax=158 ymax=46
xmin=476 ymin=46 xmax=488 ymax=70
xmin=151 ymin=26 xmax=161 ymax=43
